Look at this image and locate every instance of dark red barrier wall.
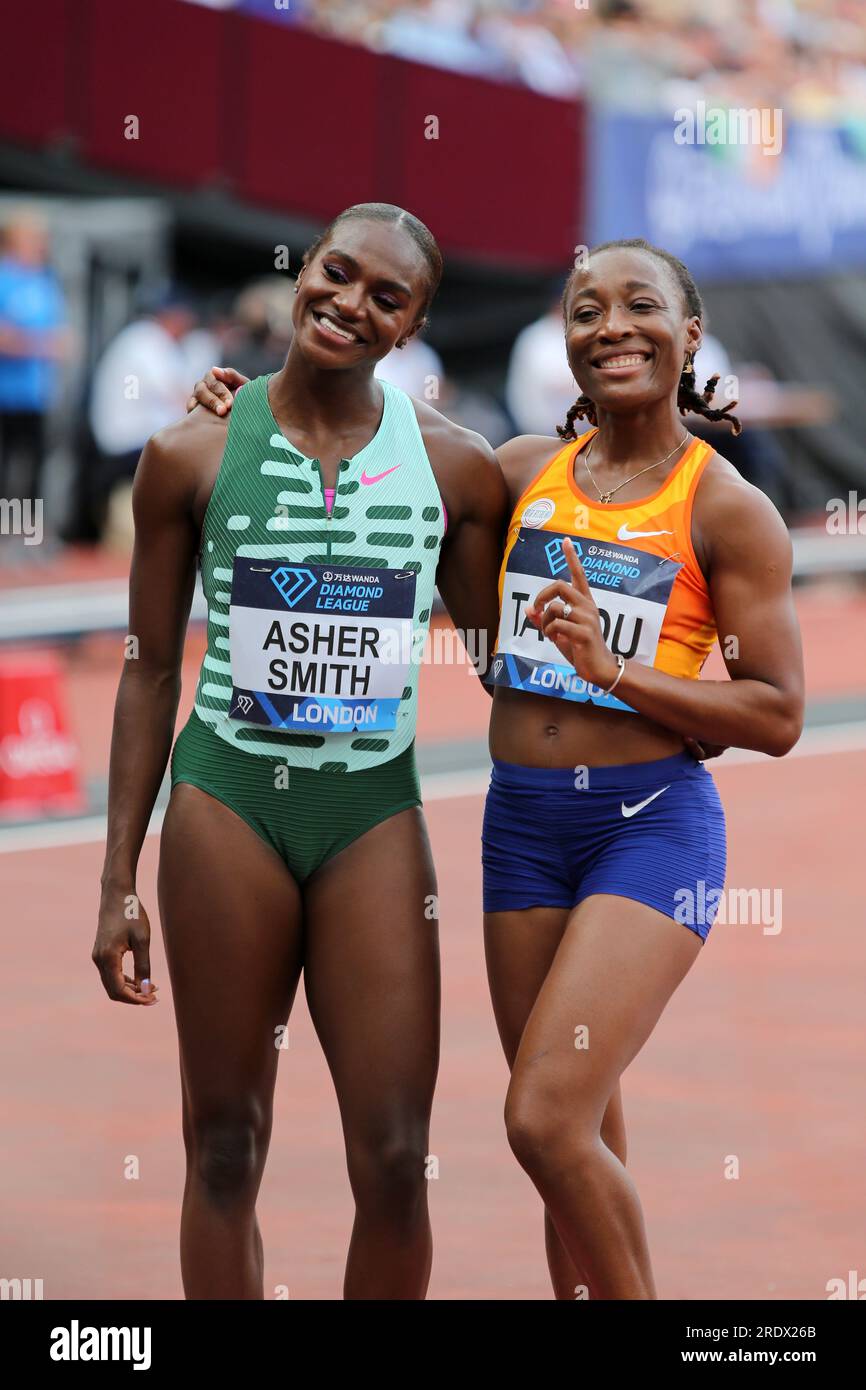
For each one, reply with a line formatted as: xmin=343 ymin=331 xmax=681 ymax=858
xmin=80 ymin=0 xmax=225 ymax=185
xmin=235 ymin=24 xmax=383 ymax=217
xmin=0 ymin=0 xmax=583 ymax=267
xmin=390 ymin=62 xmax=582 ymax=266
xmin=0 ymin=0 xmax=73 ymax=146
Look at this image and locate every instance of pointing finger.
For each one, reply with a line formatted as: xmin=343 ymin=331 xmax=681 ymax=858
xmin=562 ymin=538 xmax=592 ymax=598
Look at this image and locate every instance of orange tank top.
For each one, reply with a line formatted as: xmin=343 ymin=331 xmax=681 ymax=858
xmin=488 ymin=429 xmax=717 ymax=714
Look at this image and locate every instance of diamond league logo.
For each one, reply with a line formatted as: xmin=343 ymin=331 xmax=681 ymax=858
xmin=544 ymin=536 xmax=582 ymax=576
xmin=545 ymin=537 xmax=569 ymax=576
xmin=493 ymin=658 xmax=503 ymax=677
xmin=271 ymin=566 xmax=317 ymax=608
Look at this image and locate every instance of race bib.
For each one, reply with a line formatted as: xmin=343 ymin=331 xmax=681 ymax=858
xmin=486 ymin=529 xmax=682 ymax=712
xmin=227 ymin=559 xmax=416 ymax=732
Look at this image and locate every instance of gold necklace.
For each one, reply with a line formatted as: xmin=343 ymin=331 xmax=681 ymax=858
xmin=583 ymin=432 xmax=690 ymax=505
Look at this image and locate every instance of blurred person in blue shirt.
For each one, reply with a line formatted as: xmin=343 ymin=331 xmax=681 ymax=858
xmin=0 ymin=212 xmax=68 ymax=505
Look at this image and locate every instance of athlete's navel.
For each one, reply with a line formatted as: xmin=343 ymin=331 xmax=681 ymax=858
xmin=544 ymin=724 xmax=560 ymax=739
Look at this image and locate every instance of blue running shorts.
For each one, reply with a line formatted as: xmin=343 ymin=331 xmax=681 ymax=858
xmin=481 ymin=751 xmax=727 ymax=941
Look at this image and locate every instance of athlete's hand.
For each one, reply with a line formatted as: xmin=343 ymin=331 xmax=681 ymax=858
xmin=186 ymin=366 xmax=249 ymax=417
xmin=684 ymin=737 xmax=729 ymax=762
xmin=92 ymin=887 xmax=159 ymax=1006
xmin=528 ymin=538 xmax=619 ymax=689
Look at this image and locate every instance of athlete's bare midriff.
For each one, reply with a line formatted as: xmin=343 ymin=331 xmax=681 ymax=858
xmin=489 ymin=684 xmax=686 ymax=768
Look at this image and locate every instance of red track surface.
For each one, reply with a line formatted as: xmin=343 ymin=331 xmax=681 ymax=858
xmin=2 ymin=575 xmax=865 ymax=1300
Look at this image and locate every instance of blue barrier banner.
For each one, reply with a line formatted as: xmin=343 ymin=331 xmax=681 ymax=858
xmin=588 ymin=110 xmax=866 ymax=280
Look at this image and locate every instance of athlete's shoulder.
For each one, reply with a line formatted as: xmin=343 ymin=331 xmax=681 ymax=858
xmin=693 ymin=448 xmax=791 ymax=569
xmin=408 ymin=393 xmax=495 ymax=464
xmin=150 ymin=405 xmax=229 ymax=462
xmin=694 ymin=448 xmax=784 ymax=526
xmin=496 ymin=432 xmax=565 ymax=507
xmin=406 ymin=394 xmax=506 ymax=524
xmin=135 ymin=409 xmax=227 ymax=515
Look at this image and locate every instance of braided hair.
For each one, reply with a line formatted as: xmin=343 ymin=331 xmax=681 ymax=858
xmin=557 ymin=238 xmax=742 ymax=440
xmin=302 ymin=203 xmax=443 ymax=319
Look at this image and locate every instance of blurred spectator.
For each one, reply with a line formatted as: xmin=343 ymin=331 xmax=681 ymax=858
xmin=0 ymin=212 xmax=69 ymax=506
xmin=692 ymin=332 xmax=733 ymax=401
xmin=376 ymin=333 xmax=512 ymax=443
xmin=377 ymin=1 xmax=508 ymax=79
xmin=476 ymin=8 xmax=582 ymax=97
xmin=437 ymin=378 xmax=513 ymax=447
xmin=88 ymin=291 xmax=201 ymax=539
xmin=179 ymin=320 xmax=223 ymax=386
xmin=218 ymin=277 xmax=295 ymax=380
xmin=505 ymin=297 xmax=578 ymax=437
xmin=584 ymin=1 xmax=672 ymax=112
xmin=182 ymin=0 xmax=866 ymax=119
xmin=689 ymin=332 xmax=787 ymax=505
xmin=375 ymin=335 xmax=445 ymax=397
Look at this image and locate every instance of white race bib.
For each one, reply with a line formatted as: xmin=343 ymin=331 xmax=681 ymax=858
xmin=228 ymin=559 xmax=417 ymax=732
xmin=487 ymin=529 xmax=682 ymax=712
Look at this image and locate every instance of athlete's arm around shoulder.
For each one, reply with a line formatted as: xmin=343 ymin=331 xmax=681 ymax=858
xmin=411 ymin=397 xmax=509 ymax=679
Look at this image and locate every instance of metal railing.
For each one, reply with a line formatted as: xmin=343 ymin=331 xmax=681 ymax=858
xmin=1 ymin=528 xmax=865 ymax=644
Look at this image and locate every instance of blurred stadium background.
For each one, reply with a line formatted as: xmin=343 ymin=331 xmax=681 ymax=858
xmin=2 ymin=0 xmax=865 ymax=816
xmin=2 ymin=0 xmax=866 ymax=1301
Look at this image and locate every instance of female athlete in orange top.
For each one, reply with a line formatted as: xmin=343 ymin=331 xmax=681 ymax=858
xmin=190 ymin=237 xmax=804 ymax=1300
xmin=483 ymin=238 xmax=803 ymax=1300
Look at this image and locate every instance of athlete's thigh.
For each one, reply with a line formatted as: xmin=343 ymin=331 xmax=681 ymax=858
xmin=302 ymin=807 xmax=440 ymax=1129
xmin=484 ymin=908 xmax=570 ymax=1066
xmin=511 ymin=894 xmax=703 ymax=1119
xmin=157 ymin=783 xmax=304 ymax=1113
xmin=486 ymin=906 xmax=627 ymax=1156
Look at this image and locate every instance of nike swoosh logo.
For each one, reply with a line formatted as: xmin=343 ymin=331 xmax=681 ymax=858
xmin=621 ymin=785 xmax=670 ymax=818
xmin=360 ymin=464 xmax=402 ymax=486
xmin=617 ymin=523 xmax=674 ymax=541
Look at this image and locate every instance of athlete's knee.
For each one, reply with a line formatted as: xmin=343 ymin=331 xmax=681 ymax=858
xmin=348 ymin=1125 xmax=430 ymax=1222
xmin=504 ymin=1078 xmax=597 ymax=1175
xmin=504 ymin=1088 xmax=559 ymax=1171
xmin=601 ymin=1099 xmax=627 ymax=1166
xmin=188 ymin=1107 xmax=268 ymax=1206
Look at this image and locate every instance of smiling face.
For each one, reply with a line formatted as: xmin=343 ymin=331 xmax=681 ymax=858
xmin=563 ymin=247 xmax=702 ymax=417
xmin=292 ymin=219 xmax=430 ymax=369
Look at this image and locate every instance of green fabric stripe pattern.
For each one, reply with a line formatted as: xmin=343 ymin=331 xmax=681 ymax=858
xmin=190 ymin=374 xmax=444 ymax=770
